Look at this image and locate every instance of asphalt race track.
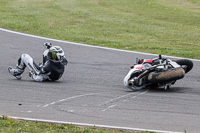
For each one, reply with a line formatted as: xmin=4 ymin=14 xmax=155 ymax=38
xmin=1 ymin=28 xmax=200 ymax=133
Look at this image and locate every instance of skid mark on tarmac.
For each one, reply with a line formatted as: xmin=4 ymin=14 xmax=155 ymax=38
xmin=21 ymin=90 xmax=148 ymax=114
xmin=99 ymin=92 xmax=135 ymax=106
xmin=102 ymin=104 xmax=117 ymax=112
xmin=42 ymin=92 xmax=102 ymax=107
xmin=19 ymin=92 xmax=103 ymax=113
xmin=39 ymin=90 xmax=149 ymax=113
xmin=100 ymin=90 xmax=148 ymax=112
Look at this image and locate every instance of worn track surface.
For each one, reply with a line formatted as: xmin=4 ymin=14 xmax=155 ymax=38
xmin=1 ymin=29 xmax=200 ymax=133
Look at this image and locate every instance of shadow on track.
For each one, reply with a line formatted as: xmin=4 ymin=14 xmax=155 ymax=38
xmin=7 ymin=78 xmax=66 ymax=84
xmin=148 ymin=87 xmax=192 ymax=93
xmin=123 ymin=86 xmax=193 ymax=94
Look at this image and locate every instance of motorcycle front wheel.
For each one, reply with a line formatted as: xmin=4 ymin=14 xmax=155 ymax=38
xmin=175 ymin=59 xmax=193 ymax=73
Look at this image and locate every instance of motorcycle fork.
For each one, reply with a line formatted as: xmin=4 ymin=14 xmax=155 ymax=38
xmin=137 ymin=69 xmax=153 ymax=86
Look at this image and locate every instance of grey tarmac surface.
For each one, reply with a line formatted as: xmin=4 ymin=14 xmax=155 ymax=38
xmin=1 ymin=29 xmax=200 ymax=133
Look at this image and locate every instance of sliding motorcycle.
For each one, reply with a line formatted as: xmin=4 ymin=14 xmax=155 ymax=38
xmin=124 ymin=55 xmax=193 ymax=90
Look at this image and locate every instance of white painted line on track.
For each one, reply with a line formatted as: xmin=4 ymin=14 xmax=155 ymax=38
xmin=0 ymin=28 xmax=199 ymax=62
xmin=9 ymin=116 xmax=183 ymax=133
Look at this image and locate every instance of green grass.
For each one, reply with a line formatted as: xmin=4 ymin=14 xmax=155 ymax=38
xmin=0 ymin=0 xmax=200 ymax=59
xmin=0 ymin=1 xmax=194 ymax=132
xmin=0 ymin=116 xmax=154 ymax=133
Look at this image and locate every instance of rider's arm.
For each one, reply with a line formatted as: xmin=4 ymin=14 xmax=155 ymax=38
xmin=29 ymin=61 xmax=51 ymax=82
xmin=31 ymin=73 xmax=50 ymax=82
xmin=40 ymin=60 xmax=51 ymax=74
xmin=42 ymin=49 xmax=49 ymax=64
xmin=61 ymin=57 xmax=68 ymax=65
xmin=43 ymin=42 xmax=52 ymax=49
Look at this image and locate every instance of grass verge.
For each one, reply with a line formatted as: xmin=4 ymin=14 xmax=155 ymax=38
xmin=0 ymin=116 xmax=155 ymax=133
xmin=0 ymin=0 xmax=200 ymax=59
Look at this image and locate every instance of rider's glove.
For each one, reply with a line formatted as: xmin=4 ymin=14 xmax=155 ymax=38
xmin=29 ymin=71 xmax=34 ymax=78
xmin=43 ymin=42 xmax=52 ymax=49
xmin=38 ymin=63 xmax=43 ymax=68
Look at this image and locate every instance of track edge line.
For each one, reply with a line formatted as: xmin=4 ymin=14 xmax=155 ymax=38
xmin=10 ymin=116 xmax=183 ymax=133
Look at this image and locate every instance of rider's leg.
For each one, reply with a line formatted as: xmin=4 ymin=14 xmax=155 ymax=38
xmin=8 ymin=55 xmax=26 ymax=79
xmin=9 ymin=54 xmax=40 ymax=79
xmin=19 ymin=54 xmax=40 ymax=75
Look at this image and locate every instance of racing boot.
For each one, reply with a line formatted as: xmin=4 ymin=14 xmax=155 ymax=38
xmin=8 ymin=66 xmax=24 ymax=80
xmin=8 ymin=56 xmax=27 ymax=79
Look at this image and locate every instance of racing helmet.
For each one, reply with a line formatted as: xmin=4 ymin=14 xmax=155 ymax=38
xmin=47 ymin=46 xmax=65 ymax=63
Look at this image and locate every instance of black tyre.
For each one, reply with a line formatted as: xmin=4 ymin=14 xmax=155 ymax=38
xmin=175 ymin=59 xmax=193 ymax=73
xmin=148 ymin=68 xmax=185 ymax=84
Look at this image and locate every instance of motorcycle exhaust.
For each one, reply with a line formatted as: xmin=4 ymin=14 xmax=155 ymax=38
xmin=128 ymin=79 xmax=134 ymax=87
xmin=148 ymin=68 xmax=185 ymax=84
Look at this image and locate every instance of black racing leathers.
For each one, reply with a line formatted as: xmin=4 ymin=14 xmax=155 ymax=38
xmin=40 ymin=60 xmax=66 ymax=81
xmin=39 ymin=55 xmax=68 ymax=81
